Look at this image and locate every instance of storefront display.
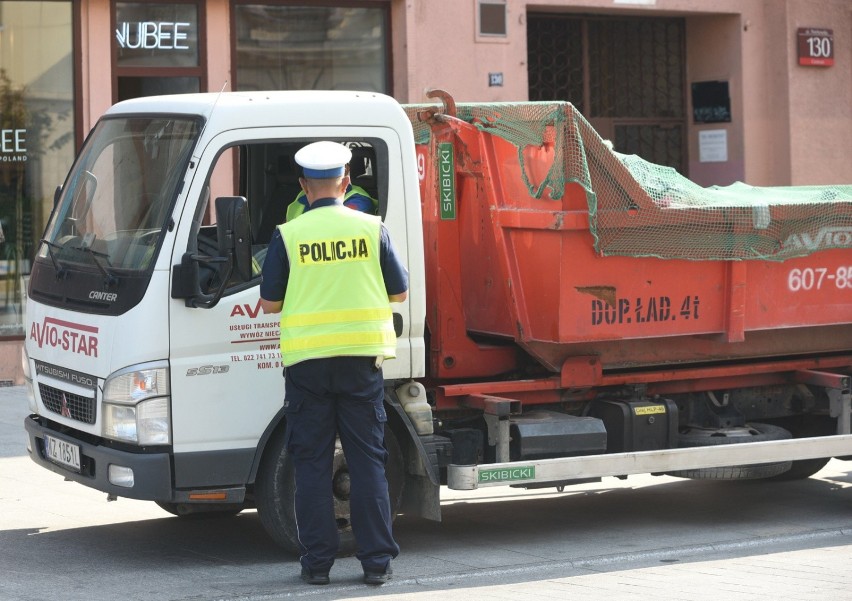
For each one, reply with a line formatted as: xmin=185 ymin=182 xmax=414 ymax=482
xmin=234 ymin=4 xmax=389 ymax=93
xmin=0 ymin=1 xmax=74 ymax=339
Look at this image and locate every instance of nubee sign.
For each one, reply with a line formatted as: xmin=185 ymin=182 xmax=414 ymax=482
xmin=797 ymin=28 xmax=834 ymax=67
xmin=114 ymin=2 xmax=198 ymax=68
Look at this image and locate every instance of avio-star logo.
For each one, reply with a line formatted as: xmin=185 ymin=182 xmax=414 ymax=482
xmin=784 ymin=227 xmax=852 ymax=251
xmin=30 ymin=317 xmax=99 ymax=357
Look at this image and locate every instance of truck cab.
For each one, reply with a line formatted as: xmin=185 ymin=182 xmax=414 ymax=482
xmin=24 ymin=91 xmax=425 ymax=535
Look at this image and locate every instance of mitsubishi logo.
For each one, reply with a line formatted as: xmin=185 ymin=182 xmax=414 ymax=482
xmin=60 ymin=393 xmax=72 ymax=418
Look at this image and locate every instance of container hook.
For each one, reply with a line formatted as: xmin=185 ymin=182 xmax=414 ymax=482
xmin=426 ymin=88 xmax=457 ymax=118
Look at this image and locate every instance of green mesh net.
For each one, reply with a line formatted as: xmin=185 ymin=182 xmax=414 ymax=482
xmin=404 ymin=101 xmax=852 ymax=261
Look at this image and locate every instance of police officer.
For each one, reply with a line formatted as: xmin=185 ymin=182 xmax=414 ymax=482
xmin=259 ymin=141 xmax=408 ymax=586
xmin=285 ymin=172 xmax=377 ymax=221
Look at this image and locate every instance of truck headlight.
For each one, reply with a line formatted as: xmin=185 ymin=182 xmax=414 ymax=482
xmin=103 ymin=397 xmax=171 ymax=445
xmin=103 ymin=365 xmax=171 ymax=445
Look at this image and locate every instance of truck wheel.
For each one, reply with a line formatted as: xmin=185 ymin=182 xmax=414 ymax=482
xmin=667 ymin=423 xmax=792 ymax=480
xmin=255 ymin=423 xmax=405 ymax=555
xmin=765 ymin=415 xmax=834 ymax=481
xmin=767 ymin=456 xmax=829 ymax=481
xmin=155 ymin=501 xmax=244 ymax=518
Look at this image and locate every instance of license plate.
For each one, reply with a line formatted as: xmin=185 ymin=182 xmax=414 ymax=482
xmin=44 ymin=434 xmax=81 ymax=472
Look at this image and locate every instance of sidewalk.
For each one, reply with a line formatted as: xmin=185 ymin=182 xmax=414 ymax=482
xmin=339 ymin=534 xmax=852 ymax=601
xmin=185 ymin=530 xmax=852 ymax=601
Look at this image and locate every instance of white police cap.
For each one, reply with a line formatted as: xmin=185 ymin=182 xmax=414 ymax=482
xmin=295 ymin=141 xmax=352 ymax=179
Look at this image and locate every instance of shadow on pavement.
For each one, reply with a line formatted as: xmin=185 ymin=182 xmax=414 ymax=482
xmin=2 ymin=468 xmax=852 ymax=600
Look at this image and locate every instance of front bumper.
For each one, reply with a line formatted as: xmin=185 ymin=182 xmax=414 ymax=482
xmin=24 ymin=414 xmax=173 ymax=500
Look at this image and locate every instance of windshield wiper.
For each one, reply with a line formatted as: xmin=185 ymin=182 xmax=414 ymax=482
xmin=41 ymin=235 xmax=117 ymax=286
xmin=77 ymin=245 xmax=117 ymax=287
xmin=74 ymin=234 xmax=118 ymax=287
xmin=39 ymin=239 xmax=69 ymax=279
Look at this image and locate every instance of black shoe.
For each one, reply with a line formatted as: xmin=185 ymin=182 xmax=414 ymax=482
xmin=363 ymin=564 xmax=392 ymax=585
xmin=300 ymin=566 xmax=330 ymax=585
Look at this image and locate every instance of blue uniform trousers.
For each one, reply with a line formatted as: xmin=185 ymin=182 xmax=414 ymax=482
xmin=283 ymin=356 xmax=399 ymax=573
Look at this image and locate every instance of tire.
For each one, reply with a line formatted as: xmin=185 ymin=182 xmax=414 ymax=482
xmin=765 ymin=415 xmax=834 ymax=481
xmin=155 ymin=501 xmax=244 ymax=518
xmin=667 ymin=423 xmax=793 ymax=480
xmin=767 ymin=456 xmax=830 ymax=481
xmin=255 ymin=422 xmax=405 ymax=555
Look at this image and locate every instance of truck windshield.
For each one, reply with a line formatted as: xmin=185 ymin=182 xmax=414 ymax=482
xmin=39 ymin=116 xmax=199 ymax=272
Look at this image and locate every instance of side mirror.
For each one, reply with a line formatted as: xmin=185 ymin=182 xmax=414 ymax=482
xmin=171 ymin=196 xmax=252 ymax=308
xmin=215 ymin=196 xmax=252 ymax=282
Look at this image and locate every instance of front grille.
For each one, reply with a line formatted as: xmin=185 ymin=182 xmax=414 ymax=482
xmin=39 ymin=384 xmax=96 ymax=424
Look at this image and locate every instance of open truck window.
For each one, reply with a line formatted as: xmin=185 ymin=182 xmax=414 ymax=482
xmin=190 ymin=139 xmax=384 ymax=295
xmin=249 ymin=140 xmax=382 ymax=244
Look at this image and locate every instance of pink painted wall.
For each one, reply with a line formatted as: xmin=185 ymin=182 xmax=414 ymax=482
xmin=739 ymin=6 xmax=795 ymax=186
xmin=685 ymin=14 xmax=746 ymax=187
xmin=393 ymin=0 xmax=529 ymax=103
xmin=79 ymin=0 xmax=114 ymax=134
xmin=786 ymin=0 xmax=852 ymax=185
xmin=394 ymin=0 xmax=850 ymax=185
xmin=206 ymin=0 xmax=232 ymax=94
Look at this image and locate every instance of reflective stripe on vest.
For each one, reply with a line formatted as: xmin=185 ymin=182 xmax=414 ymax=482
xmin=278 ymin=205 xmax=396 ymax=366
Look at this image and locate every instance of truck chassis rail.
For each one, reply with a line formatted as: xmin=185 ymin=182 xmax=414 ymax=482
xmin=447 ymin=434 xmax=852 ymax=490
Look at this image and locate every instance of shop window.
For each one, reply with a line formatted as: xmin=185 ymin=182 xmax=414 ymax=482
xmin=114 ymin=1 xmax=205 ymax=101
xmin=0 ymin=1 xmax=75 ymax=338
xmin=234 ymin=3 xmax=390 ymax=94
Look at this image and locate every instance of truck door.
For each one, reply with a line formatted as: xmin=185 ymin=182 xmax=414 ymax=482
xmin=167 ymin=128 xmax=414 ymax=490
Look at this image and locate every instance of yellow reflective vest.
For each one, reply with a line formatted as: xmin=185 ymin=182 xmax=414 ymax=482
xmin=286 ymin=184 xmax=377 ymax=222
xmin=277 ymin=205 xmax=396 ymax=366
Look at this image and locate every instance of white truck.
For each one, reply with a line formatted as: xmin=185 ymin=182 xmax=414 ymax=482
xmin=22 ymin=90 xmax=852 ymax=552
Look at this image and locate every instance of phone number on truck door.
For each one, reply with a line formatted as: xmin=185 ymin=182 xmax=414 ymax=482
xmin=788 ymin=267 xmax=852 ymax=291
